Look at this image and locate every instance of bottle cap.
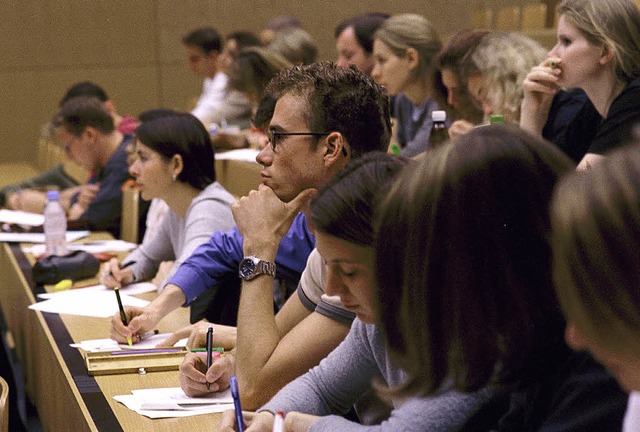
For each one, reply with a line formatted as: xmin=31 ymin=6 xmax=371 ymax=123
xmin=46 ymin=190 xmax=60 ymax=201
xmin=432 ymin=110 xmax=447 ymax=122
xmin=489 ymin=114 xmax=505 ymax=124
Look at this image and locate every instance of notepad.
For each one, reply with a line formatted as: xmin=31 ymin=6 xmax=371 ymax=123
xmin=37 ymin=282 xmax=157 ymax=300
xmin=0 ymin=230 xmax=89 ymax=243
xmin=24 ymin=239 xmax=137 ymax=255
xmin=0 ymin=209 xmax=45 ymax=226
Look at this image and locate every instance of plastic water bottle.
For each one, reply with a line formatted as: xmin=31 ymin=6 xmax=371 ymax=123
xmin=430 ymin=110 xmax=449 ymax=149
xmin=44 ymin=190 xmax=69 ymax=256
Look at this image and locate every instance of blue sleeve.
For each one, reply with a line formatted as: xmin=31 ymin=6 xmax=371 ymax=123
xmin=168 ymin=212 xmax=315 ymax=306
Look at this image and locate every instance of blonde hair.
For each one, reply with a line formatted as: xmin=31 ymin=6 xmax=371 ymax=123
xmin=464 ymin=32 xmax=546 ymax=123
xmin=552 ymin=141 xmax=640 ymax=356
xmin=559 ymin=0 xmax=640 ymax=82
xmin=374 ymin=13 xmax=441 ymax=82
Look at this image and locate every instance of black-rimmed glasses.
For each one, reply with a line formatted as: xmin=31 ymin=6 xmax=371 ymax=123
xmin=267 ymin=130 xmax=330 ymax=149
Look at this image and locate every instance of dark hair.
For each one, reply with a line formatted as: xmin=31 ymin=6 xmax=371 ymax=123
xmin=52 ymin=96 xmax=115 ymax=136
xmin=60 ymin=81 xmax=109 ymax=107
xmin=138 ymin=108 xmax=181 ymax=123
xmin=334 ymin=12 xmax=390 ymax=54
xmin=134 ymin=113 xmax=215 ymax=190
xmin=252 ymin=93 xmax=277 ymax=130
xmin=375 ymin=124 xmax=575 ymax=396
xmin=226 ymin=31 xmax=261 ymax=49
xmin=310 ymin=152 xmax=409 ymax=246
xmin=182 ymin=27 xmax=222 ymax=54
xmin=432 ymin=30 xmax=488 ymax=123
xmin=228 ymin=47 xmax=291 ymax=101
xmin=265 ymin=62 xmax=391 ymax=157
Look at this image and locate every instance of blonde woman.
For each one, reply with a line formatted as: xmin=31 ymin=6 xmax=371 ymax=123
xmin=371 ymin=13 xmax=442 ymax=157
xmin=551 ymin=142 xmax=640 ymax=431
xmin=521 ymin=0 xmax=640 ymax=169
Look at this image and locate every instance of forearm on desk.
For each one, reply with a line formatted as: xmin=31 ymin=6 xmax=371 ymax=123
xmin=146 ymin=283 xmax=188 ymax=321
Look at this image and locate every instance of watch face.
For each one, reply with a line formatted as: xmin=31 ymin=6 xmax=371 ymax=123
xmin=239 ymin=258 xmax=257 ymax=279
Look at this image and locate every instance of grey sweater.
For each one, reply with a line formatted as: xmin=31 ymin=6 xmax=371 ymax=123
xmin=123 ymin=182 xmax=236 ymax=286
xmin=260 ymin=318 xmax=489 ymax=431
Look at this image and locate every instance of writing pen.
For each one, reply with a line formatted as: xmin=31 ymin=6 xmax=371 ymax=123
xmin=273 ymin=410 xmax=285 ymax=432
xmin=114 ymin=286 xmax=132 ymax=346
xmin=206 ymin=327 xmax=213 ymax=390
xmin=230 ymin=375 xmax=246 ymax=432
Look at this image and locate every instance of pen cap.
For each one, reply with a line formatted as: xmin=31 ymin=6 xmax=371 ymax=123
xmin=46 ymin=190 xmax=60 ymax=201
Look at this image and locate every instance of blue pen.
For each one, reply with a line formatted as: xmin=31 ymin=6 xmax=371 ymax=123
xmin=230 ymin=376 xmax=246 ymax=432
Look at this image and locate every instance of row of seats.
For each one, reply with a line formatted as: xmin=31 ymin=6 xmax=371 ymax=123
xmin=472 ymin=2 xmax=552 ymax=31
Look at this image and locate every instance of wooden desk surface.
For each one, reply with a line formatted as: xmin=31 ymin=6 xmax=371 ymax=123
xmin=0 ymin=239 xmax=223 ymax=431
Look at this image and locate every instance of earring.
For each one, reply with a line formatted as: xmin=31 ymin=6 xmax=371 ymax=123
xmin=172 ymin=174 xmax=177 ymax=181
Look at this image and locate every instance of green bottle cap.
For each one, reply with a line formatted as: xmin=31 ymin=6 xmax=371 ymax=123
xmin=489 ymin=114 xmax=504 ymax=124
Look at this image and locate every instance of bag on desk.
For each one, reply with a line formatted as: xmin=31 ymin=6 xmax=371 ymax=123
xmin=32 ymin=250 xmax=100 ymax=285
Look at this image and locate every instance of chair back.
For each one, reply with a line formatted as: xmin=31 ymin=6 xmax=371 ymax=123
xmin=120 ymin=185 xmax=140 ymax=243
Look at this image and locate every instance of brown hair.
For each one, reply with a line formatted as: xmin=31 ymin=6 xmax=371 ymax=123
xmin=375 ymin=124 xmax=574 ymax=395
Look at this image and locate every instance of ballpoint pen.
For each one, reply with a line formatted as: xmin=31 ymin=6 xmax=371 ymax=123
xmin=230 ymin=375 xmax=246 ymax=432
xmin=114 ymin=286 xmax=132 ymax=346
xmin=206 ymin=327 xmax=213 ymax=390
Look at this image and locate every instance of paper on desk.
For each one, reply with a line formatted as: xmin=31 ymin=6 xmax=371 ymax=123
xmin=29 ymin=289 xmax=149 ymax=318
xmin=0 ymin=230 xmax=89 ymax=244
xmin=37 ymin=282 xmax=157 ymax=300
xmin=0 ymin=209 xmax=45 ymax=226
xmin=214 ymin=148 xmax=260 ymax=162
xmin=24 ymin=239 xmax=137 ymax=256
xmin=114 ymin=387 xmax=234 ymax=418
xmin=71 ymin=334 xmax=187 ymax=352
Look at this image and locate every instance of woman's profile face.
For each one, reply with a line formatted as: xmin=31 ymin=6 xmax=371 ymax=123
xmin=315 ymin=231 xmax=377 ymax=324
xmin=371 ymin=39 xmax=413 ymax=96
xmin=548 ymin=15 xmax=607 ymax=89
xmin=129 ymin=141 xmax=174 ymax=201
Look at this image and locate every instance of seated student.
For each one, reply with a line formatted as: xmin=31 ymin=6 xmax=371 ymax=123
xmin=26 ymin=96 xmax=133 ymax=238
xmin=99 ymin=115 xmax=237 ymax=320
xmin=367 ymin=124 xmax=626 ymax=430
xmin=211 ymin=48 xmax=291 ymax=151
xmin=521 ymin=0 xmax=640 ymax=169
xmin=431 ymin=29 xmax=488 ymax=137
xmin=218 ymin=31 xmax=261 ymax=77
xmin=2 ymin=81 xmax=138 ymax=211
xmin=109 ymin=63 xmax=391 ymax=344
xmin=371 ymin=13 xmax=443 ymax=157
xmin=551 ymin=141 xmax=640 ymax=432
xmin=453 ymin=31 xmax=587 ymax=145
xmin=219 ymin=154 xmax=489 ymax=431
xmin=335 ymin=13 xmax=389 ymax=76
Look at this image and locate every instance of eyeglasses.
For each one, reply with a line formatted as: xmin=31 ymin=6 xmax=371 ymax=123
xmin=267 ymin=130 xmax=330 ymax=149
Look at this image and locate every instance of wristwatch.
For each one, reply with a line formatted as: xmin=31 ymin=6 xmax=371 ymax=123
xmin=238 ymin=256 xmax=276 ymax=280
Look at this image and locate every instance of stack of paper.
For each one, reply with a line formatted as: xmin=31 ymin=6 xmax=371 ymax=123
xmin=114 ymin=387 xmax=234 ymax=418
xmin=0 ymin=230 xmax=89 ymax=244
xmin=24 ymin=239 xmax=137 ymax=255
xmin=71 ymin=333 xmax=187 ymax=352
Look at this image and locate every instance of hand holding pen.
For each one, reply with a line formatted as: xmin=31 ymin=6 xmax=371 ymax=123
xmin=206 ymin=327 xmax=214 ymax=390
xmin=100 ymin=259 xmax=136 ymax=288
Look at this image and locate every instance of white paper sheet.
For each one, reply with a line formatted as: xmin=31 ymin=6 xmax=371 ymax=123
xmin=215 ymin=148 xmax=260 ymax=162
xmin=0 ymin=209 xmax=45 ymax=226
xmin=24 ymin=239 xmax=137 ymax=255
xmin=28 ymin=289 xmax=149 ymax=318
xmin=114 ymin=387 xmax=234 ymax=418
xmin=70 ymin=334 xmax=187 ymax=352
xmin=0 ymin=230 xmax=89 ymax=244
xmin=37 ymin=282 xmax=157 ymax=300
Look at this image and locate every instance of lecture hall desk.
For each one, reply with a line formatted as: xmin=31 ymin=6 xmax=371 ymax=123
xmin=0 ymin=236 xmax=223 ymax=431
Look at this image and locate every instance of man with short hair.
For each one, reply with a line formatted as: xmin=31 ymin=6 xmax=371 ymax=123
xmin=111 ymin=62 xmax=390 ymax=337
xmin=51 ymin=96 xmax=133 ymax=237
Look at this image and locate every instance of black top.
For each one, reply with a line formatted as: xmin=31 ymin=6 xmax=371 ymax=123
xmin=549 ymin=80 xmax=640 ymax=163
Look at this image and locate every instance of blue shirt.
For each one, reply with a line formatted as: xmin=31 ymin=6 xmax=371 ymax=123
xmin=168 ymin=212 xmax=315 ymax=306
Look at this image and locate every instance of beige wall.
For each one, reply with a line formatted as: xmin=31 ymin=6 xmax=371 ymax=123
xmin=0 ymin=0 xmax=542 ymax=167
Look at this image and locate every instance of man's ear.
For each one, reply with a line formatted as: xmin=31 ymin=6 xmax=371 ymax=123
xmin=103 ymin=100 xmax=117 ymax=114
xmin=324 ymin=132 xmax=348 ymax=163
